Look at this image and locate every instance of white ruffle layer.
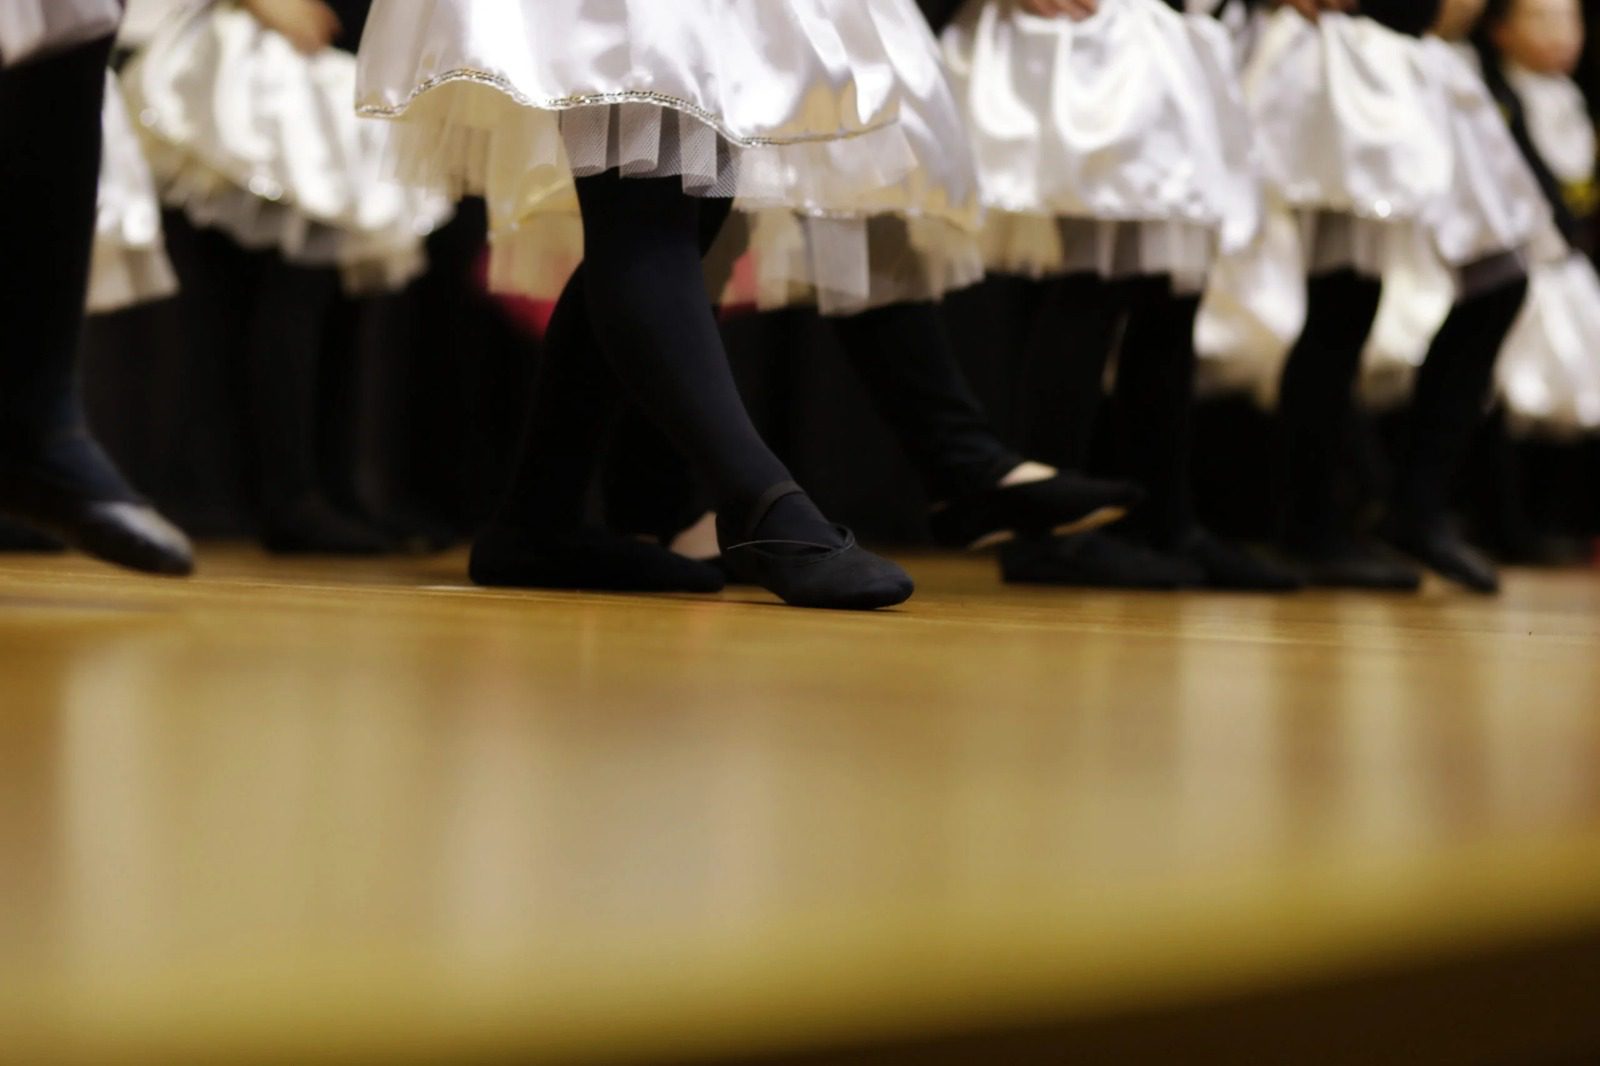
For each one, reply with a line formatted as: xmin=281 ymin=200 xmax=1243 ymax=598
xmin=0 ymin=0 xmax=120 ymax=67
xmin=943 ymin=0 xmax=1261 ymax=280
xmin=357 ymin=0 xmax=984 ymax=314
xmin=90 ymin=71 xmax=178 ymax=315
xmin=1497 ymin=254 xmax=1600 ymax=436
xmin=124 ymin=3 xmax=449 ymax=292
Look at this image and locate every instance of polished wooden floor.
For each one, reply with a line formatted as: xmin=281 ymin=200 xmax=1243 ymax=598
xmin=2 ymin=547 xmax=1599 ymax=1065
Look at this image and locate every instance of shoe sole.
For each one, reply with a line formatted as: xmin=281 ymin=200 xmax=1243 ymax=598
xmin=964 ymin=505 xmax=1129 ymax=552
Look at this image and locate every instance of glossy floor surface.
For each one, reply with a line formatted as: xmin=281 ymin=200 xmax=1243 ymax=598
xmin=2 ymin=548 xmax=1599 ymax=1064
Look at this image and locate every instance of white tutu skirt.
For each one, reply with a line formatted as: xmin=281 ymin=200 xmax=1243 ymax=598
xmin=1497 ymin=254 xmax=1600 ymax=436
xmin=90 ymin=70 xmax=178 ymax=315
xmin=123 ymin=3 xmax=450 ymax=292
xmin=1198 ymin=21 xmax=1554 ymax=399
xmin=0 ymin=0 xmax=120 ymax=67
xmin=942 ymin=0 xmax=1260 ymax=288
xmin=1413 ymin=39 xmax=1550 ymax=274
xmin=357 ymin=0 xmax=981 ymax=314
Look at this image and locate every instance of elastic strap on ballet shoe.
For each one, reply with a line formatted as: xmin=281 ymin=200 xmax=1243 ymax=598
xmin=738 ymin=479 xmax=805 ymax=543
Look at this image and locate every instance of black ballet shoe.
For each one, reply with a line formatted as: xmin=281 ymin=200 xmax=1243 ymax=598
xmin=718 ymin=482 xmax=913 ymax=610
xmin=0 ymin=443 xmax=194 ymax=576
xmin=929 ymin=472 xmax=1144 ymax=550
xmin=470 ymin=524 xmax=725 ymax=593
xmin=1174 ymin=528 xmax=1305 ymax=592
xmin=1286 ymin=536 xmax=1423 ymax=592
xmin=1383 ymin=519 xmax=1500 ymax=595
xmin=999 ymin=531 xmax=1204 ymax=590
xmin=261 ymin=496 xmax=395 ymax=556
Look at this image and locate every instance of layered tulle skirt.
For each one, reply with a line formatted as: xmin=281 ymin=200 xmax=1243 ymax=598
xmin=0 ymin=0 xmax=120 ymax=67
xmin=123 ymin=2 xmax=451 ymax=291
xmin=356 ymin=0 xmax=983 ymax=314
xmin=941 ymin=0 xmax=1259 ymax=289
xmin=90 ymin=70 xmax=178 ymax=315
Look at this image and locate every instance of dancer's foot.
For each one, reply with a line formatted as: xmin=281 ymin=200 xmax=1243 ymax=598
xmin=260 ymin=495 xmax=394 ymax=556
xmin=930 ymin=464 xmax=1143 ymax=549
xmin=1383 ymin=517 xmax=1499 ymax=594
xmin=718 ymin=481 xmax=913 ymax=610
xmin=1000 ymin=531 xmax=1203 ymax=589
xmin=0 ymin=433 xmax=193 ymax=575
xmin=470 ymin=523 xmax=725 ymax=593
xmin=1173 ymin=528 xmax=1305 ymax=592
xmin=1286 ymin=535 xmax=1423 ymax=592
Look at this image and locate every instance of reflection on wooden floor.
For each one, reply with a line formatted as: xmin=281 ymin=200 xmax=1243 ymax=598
xmin=2 ymin=547 xmax=1599 ymax=1065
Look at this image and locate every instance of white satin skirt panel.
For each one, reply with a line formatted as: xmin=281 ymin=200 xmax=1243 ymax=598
xmin=0 ymin=0 xmax=120 ymax=67
xmin=943 ymin=0 xmax=1259 ymax=285
xmin=1497 ymin=254 xmax=1600 ymax=435
xmin=125 ymin=3 xmax=450 ymax=292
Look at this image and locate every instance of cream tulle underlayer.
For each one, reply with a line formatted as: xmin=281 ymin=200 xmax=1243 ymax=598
xmin=87 ymin=244 xmax=178 ymax=316
xmin=370 ymin=83 xmax=983 ymax=313
xmin=978 ymin=213 xmax=1220 ymax=292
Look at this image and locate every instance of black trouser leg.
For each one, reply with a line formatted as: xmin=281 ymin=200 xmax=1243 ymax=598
xmin=828 ymin=301 xmax=1021 ymax=501
xmin=1392 ymin=276 xmax=1529 ymax=530
xmin=1277 ymin=270 xmax=1384 ymax=548
xmin=1111 ymin=282 xmax=1201 ymax=548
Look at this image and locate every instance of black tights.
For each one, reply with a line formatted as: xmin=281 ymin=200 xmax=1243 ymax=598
xmin=829 ymin=302 xmax=1021 ymax=501
xmin=494 ymin=173 xmax=824 ymax=543
xmin=1393 ymin=275 xmax=1529 ymax=528
xmin=601 ymin=300 xmax=1024 ymax=540
xmin=1277 ymin=270 xmax=1384 ymax=548
xmin=1021 ymin=274 xmax=1200 ymax=547
xmin=0 ymin=34 xmax=133 ymax=499
xmin=1278 ymin=269 xmax=1528 ymax=544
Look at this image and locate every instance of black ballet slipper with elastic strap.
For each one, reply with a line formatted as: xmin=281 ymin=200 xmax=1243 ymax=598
xmin=0 ymin=440 xmax=193 ymax=576
xmin=719 ymin=482 xmax=914 ymax=610
xmin=470 ymin=523 xmax=725 ymax=593
xmin=929 ymin=472 xmax=1144 ymax=550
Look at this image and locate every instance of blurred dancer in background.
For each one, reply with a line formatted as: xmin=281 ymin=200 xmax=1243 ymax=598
xmin=0 ymin=0 xmax=194 ymax=574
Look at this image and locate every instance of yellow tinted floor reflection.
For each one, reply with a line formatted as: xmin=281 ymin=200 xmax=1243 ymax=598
xmin=1 ymin=547 xmax=1598 ymax=1064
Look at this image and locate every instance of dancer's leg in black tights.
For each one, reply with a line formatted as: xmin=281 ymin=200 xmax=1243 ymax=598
xmin=1110 ymin=281 xmax=1201 ymax=548
xmin=1277 ymin=270 xmax=1384 ymax=551
xmin=1018 ymin=274 xmax=1126 ymax=472
xmin=571 ymin=172 xmax=838 ymax=548
xmin=0 ymin=34 xmax=126 ymax=496
xmin=243 ymin=256 xmax=387 ymax=552
xmin=472 ymin=183 xmax=738 ymax=590
xmin=1393 ymin=276 xmax=1528 ymax=530
xmin=1383 ymin=275 xmax=1528 ymax=592
xmin=490 ymin=196 xmax=735 ymax=538
xmin=828 ymin=302 xmax=1021 ymax=501
xmin=0 ymin=35 xmax=192 ymax=573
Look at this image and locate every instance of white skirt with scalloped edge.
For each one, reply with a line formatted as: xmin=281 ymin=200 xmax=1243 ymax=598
xmin=357 ymin=0 xmax=985 ymax=314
